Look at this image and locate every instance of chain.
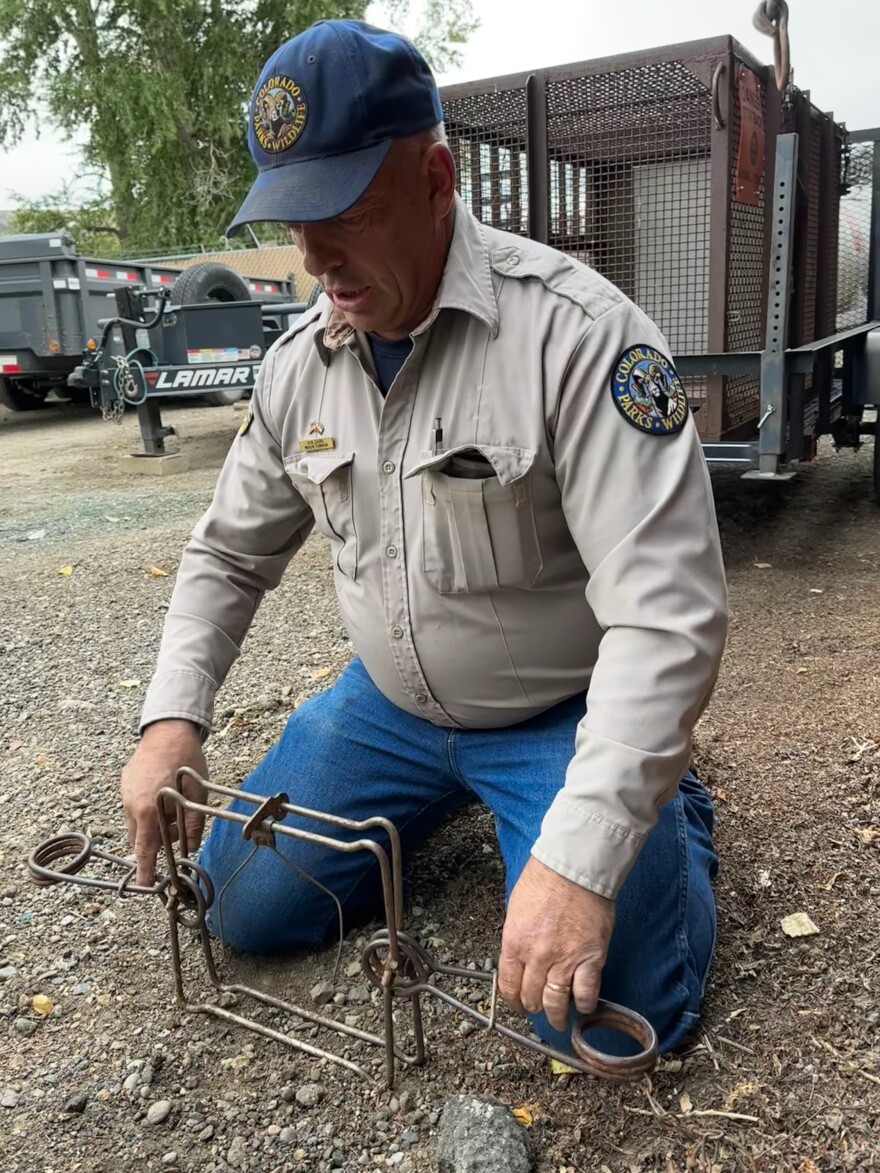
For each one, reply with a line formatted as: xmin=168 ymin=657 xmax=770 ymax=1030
xmin=98 ymin=354 xmax=132 ymax=423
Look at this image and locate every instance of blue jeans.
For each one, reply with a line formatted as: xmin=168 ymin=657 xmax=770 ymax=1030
xmin=199 ymin=656 xmax=718 ymax=1055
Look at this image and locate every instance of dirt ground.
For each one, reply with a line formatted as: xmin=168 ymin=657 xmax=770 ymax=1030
xmin=1 ymin=397 xmax=879 ymax=1173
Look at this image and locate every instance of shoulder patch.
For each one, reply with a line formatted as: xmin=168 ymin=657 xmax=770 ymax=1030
xmin=237 ymin=404 xmax=254 ymax=435
xmin=610 ymin=345 xmax=688 ymax=436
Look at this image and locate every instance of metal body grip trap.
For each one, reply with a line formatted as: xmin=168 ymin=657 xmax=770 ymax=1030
xmin=27 ymin=768 xmax=658 ymax=1087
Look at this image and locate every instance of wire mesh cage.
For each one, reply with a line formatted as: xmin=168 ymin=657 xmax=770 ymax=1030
xmin=439 ymin=37 xmax=853 ymax=444
xmin=837 ymin=140 xmax=875 ymax=331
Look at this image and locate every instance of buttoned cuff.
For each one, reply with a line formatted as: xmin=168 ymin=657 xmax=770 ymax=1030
xmin=138 ymin=670 xmax=217 ymax=741
xmin=530 ymin=791 xmax=647 ymax=900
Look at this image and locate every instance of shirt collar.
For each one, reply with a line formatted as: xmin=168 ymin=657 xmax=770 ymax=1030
xmin=313 ymin=196 xmax=499 ymax=362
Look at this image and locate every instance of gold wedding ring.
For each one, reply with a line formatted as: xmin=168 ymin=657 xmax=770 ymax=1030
xmin=544 ymin=980 xmax=571 ymax=994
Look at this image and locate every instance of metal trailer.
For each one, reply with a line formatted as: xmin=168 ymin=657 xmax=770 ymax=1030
xmin=0 ymin=232 xmax=296 ymax=411
xmin=437 ymin=36 xmax=880 ymax=498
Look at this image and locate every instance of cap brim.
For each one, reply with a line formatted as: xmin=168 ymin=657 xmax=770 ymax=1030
xmin=226 ymin=139 xmax=392 ymax=235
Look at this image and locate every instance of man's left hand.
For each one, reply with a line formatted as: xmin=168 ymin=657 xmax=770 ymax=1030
xmin=498 ymin=856 xmax=615 ymax=1031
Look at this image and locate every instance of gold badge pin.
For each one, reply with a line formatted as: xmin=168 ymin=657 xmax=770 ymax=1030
xmin=298 ymin=436 xmax=335 ymax=452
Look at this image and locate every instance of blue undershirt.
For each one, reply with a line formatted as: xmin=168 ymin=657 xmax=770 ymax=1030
xmin=367 ymin=333 xmax=413 ymax=395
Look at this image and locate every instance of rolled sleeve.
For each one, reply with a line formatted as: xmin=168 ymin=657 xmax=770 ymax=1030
xmin=532 ymin=301 xmax=728 ymax=897
xmin=139 ymin=348 xmax=314 ymax=735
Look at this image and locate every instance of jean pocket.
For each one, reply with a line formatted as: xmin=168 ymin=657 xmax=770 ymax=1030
xmin=284 ymin=450 xmax=358 ymax=581
xmin=404 ymin=444 xmax=543 ymax=594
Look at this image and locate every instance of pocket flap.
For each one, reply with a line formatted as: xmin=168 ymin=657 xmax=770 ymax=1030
xmin=284 ymin=450 xmax=355 ymax=485
xmin=404 ymin=444 xmax=535 ymax=487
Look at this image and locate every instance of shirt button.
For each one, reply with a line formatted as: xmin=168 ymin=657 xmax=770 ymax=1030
xmin=386 ymin=545 xmax=398 ymax=559
xmin=415 ymin=693 xmax=428 ymax=704
xmin=382 ymin=461 xmax=395 ymax=474
xmin=508 ymin=254 xmax=520 ymax=266
xmin=391 ymin=626 xmax=404 ymax=640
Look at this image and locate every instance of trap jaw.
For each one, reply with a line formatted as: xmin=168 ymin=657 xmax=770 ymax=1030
xmin=27 ymin=767 xmax=659 ymax=1088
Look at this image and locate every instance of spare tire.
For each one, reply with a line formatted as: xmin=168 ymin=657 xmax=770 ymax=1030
xmin=306 ymin=282 xmax=322 ymax=309
xmin=171 ymin=263 xmax=252 ymax=405
xmin=171 ymin=262 xmax=252 ymax=306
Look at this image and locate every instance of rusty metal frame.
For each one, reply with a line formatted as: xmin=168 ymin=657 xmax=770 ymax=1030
xmin=27 ymin=769 xmax=659 ymax=1089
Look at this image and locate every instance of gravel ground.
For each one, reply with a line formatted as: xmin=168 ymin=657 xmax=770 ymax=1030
xmin=1 ymin=398 xmax=879 ymax=1172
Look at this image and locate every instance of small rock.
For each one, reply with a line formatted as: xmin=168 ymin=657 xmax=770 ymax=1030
xmin=389 ymin=1097 xmax=400 ymax=1114
xmin=346 ymin=962 xmax=363 ymax=978
xmin=198 ymin=1125 xmax=214 ymax=1142
xmin=0 ymin=966 xmax=18 ymax=983
xmin=146 ymin=1099 xmax=173 ymax=1125
xmin=399 ymin=1130 xmax=420 ymax=1147
xmin=13 ymin=1018 xmax=37 ymax=1038
xmin=398 ymin=1092 xmax=413 ymax=1114
xmin=280 ymin=1084 xmax=297 ymax=1103
xmin=310 ymin=981 xmax=334 ymax=1006
xmin=279 ymin=1126 xmax=297 ymax=1144
xmin=2 ymin=1090 xmax=20 ymax=1109
xmin=458 ymin=1021 xmax=476 ymax=1037
xmin=388 ymin=1155 xmax=405 ymax=1167
xmin=295 ymin=1084 xmax=324 ymax=1108
xmin=162 ymin=1154 xmax=178 ymax=1167
xmin=267 ymin=1124 xmax=281 ymax=1136
xmin=226 ymin=1136 xmax=248 ymax=1168
xmin=437 ymin=1095 xmax=533 ymax=1172
xmin=217 ymin=991 xmax=238 ymax=1008
xmin=123 ymin=1072 xmax=141 ymax=1094
xmin=348 ymin=985 xmax=370 ymax=1005
xmin=140 ymin=1064 xmax=154 ymax=1087
xmin=64 ymin=1092 xmax=88 ymax=1114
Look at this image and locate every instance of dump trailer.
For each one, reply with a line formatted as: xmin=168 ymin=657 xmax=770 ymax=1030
xmin=0 ymin=232 xmax=295 ymax=410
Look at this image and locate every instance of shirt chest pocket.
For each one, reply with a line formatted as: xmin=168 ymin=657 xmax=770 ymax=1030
xmin=404 ymin=444 xmax=543 ymax=595
xmin=283 ymin=451 xmax=358 ymax=581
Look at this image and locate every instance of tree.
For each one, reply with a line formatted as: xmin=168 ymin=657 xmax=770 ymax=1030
xmin=0 ymin=0 xmax=477 ymax=255
xmin=7 ymin=187 xmax=122 ymax=255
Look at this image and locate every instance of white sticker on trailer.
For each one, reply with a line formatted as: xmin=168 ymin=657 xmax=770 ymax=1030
xmin=0 ymin=355 xmax=16 ymax=365
xmin=53 ymin=279 xmax=66 ymax=289
xmin=49 ymin=238 xmax=62 ymax=247
xmin=68 ymin=278 xmax=81 ymax=290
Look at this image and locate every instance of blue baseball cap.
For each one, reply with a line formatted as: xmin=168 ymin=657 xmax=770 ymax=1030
xmin=226 ymin=20 xmax=444 ymax=234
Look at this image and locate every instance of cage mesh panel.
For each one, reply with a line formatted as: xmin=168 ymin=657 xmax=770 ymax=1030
xmin=544 ymin=61 xmax=712 ymax=415
xmin=837 ymin=141 xmax=873 ymax=330
xmin=442 ymin=86 xmax=530 ymax=235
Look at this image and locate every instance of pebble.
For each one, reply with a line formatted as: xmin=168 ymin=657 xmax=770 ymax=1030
xmin=0 ymin=966 xmax=18 ymax=982
xmin=198 ymin=1125 xmax=214 ymax=1142
xmin=437 ymin=1096 xmax=533 ymax=1172
xmin=279 ymin=1126 xmax=297 ymax=1144
xmin=162 ymin=1154 xmax=178 ymax=1166
xmin=2 ymin=1090 xmax=20 ymax=1109
xmin=399 ymin=1130 xmax=420 ymax=1147
xmin=346 ymin=962 xmax=363 ymax=978
xmin=13 ymin=1018 xmax=37 ymax=1038
xmin=295 ymin=1083 xmax=324 ymax=1108
xmin=388 ymin=1155 xmax=405 ymax=1167
xmin=226 ymin=1136 xmax=248 ymax=1168
xmin=123 ymin=1072 xmax=141 ymax=1094
xmin=267 ymin=1124 xmax=281 ymax=1136
xmin=348 ymin=985 xmax=370 ymax=1005
xmin=310 ymin=981 xmax=335 ymax=1006
xmin=458 ymin=1020 xmax=476 ymax=1037
xmin=140 ymin=1063 xmax=155 ymax=1087
xmin=146 ymin=1099 xmax=173 ymax=1125
xmin=64 ymin=1092 xmax=88 ymax=1114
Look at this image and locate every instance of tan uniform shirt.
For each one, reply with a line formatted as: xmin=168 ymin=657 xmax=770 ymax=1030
xmin=140 ymin=198 xmax=728 ymax=899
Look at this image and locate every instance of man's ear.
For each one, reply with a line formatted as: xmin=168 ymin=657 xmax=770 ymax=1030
xmin=424 ymin=143 xmax=457 ymax=217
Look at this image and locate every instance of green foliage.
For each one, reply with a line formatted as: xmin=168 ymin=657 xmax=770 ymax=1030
xmin=0 ymin=0 xmax=477 ymax=255
xmin=7 ymin=188 xmax=122 ymax=255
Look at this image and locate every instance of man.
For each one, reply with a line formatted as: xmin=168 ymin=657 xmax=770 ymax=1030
xmin=122 ymin=19 xmax=727 ymax=1058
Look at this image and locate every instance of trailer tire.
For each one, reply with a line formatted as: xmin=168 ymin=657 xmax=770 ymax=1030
xmin=0 ymin=376 xmax=47 ymax=411
xmin=171 ymin=262 xmax=252 ymax=306
xmin=171 ymin=263 xmax=252 ymax=405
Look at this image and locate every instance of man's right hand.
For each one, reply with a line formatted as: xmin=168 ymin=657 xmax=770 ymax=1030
xmin=121 ymin=719 xmax=208 ymax=887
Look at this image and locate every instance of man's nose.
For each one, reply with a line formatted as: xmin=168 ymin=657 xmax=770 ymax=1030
xmin=298 ymin=224 xmax=343 ymax=278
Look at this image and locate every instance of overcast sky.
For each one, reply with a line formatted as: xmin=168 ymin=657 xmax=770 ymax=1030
xmin=1 ymin=0 xmax=877 ymax=208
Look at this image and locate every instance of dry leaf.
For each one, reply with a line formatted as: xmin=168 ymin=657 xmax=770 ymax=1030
xmin=512 ymin=1104 xmax=535 ymax=1127
xmin=679 ymin=1091 xmax=693 ymax=1114
xmin=57 ymin=565 xmax=73 ymax=576
xmin=308 ymin=666 xmax=334 ymax=681
xmin=32 ymin=994 xmax=54 ymax=1015
xmin=781 ymin=911 xmax=820 ymax=938
xmin=754 ymin=562 xmax=772 ymax=569
xmin=799 ymin=1161 xmax=821 ymax=1173
xmin=796 ymin=667 xmax=808 ymax=674
xmin=712 ymin=786 xmax=729 ymax=802
xmin=118 ymin=679 xmax=141 ymax=689
xmin=856 ymin=827 xmax=880 ymax=845
xmin=549 ymin=1058 xmax=578 ymax=1075
xmin=148 ymin=566 xmax=169 ymax=578
xmin=34 ymin=753 xmax=49 ymax=768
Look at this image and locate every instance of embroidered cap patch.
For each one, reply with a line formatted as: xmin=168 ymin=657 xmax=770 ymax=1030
xmin=611 ymin=346 xmax=688 ymax=436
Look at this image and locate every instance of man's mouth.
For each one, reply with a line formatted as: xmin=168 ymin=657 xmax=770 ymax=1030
xmin=327 ymin=286 xmax=371 ymax=311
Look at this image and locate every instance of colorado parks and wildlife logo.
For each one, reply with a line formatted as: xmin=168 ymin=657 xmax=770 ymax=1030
xmin=610 ymin=345 xmax=689 ymax=436
xmin=254 ymin=75 xmax=308 ymax=153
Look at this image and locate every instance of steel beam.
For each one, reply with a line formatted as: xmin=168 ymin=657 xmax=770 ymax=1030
xmin=758 ymin=133 xmax=799 ymax=475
